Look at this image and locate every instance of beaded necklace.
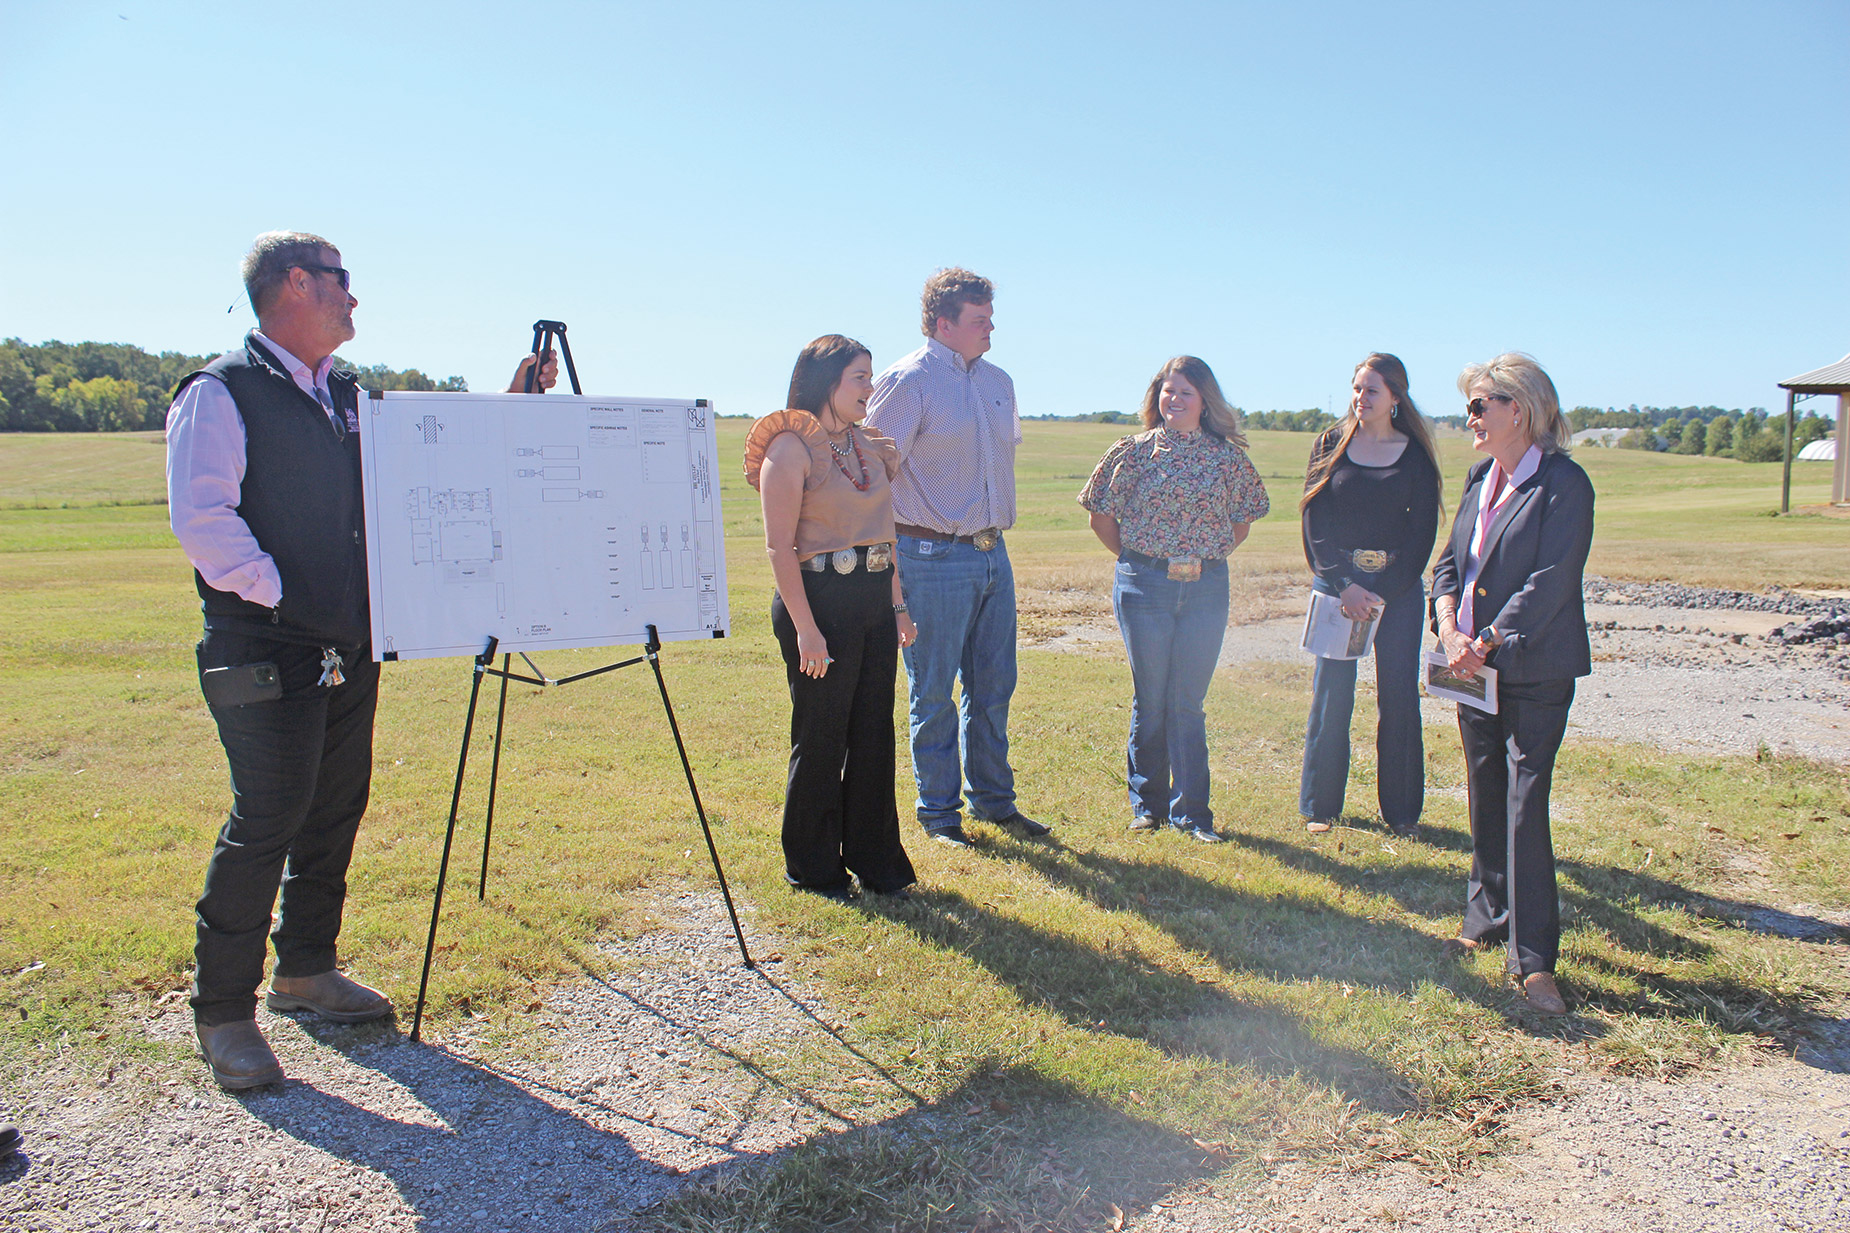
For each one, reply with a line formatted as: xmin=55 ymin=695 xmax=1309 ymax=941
xmin=825 ymin=426 xmax=871 ymax=492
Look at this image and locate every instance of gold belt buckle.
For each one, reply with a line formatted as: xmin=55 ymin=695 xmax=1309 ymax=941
xmin=830 ymin=548 xmax=858 ymax=574
xmin=1166 ymin=555 xmax=1202 ymax=583
xmin=865 ymin=542 xmax=892 ymax=572
xmin=971 ymin=528 xmax=999 ymax=551
xmin=1351 ymin=549 xmax=1389 ymax=573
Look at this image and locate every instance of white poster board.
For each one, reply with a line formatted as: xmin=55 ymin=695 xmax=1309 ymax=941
xmin=358 ymin=391 xmax=728 ymax=661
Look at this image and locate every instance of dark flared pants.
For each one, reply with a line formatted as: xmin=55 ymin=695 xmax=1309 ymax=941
xmin=1457 ymin=678 xmax=1575 ymax=977
xmin=1298 ymin=580 xmax=1426 ymax=827
xmin=771 ymin=568 xmax=916 ymax=895
xmin=191 ymin=629 xmax=378 ymax=1026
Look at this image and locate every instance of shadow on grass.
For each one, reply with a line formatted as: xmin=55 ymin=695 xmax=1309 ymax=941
xmin=1221 ymin=823 xmax=1841 ymax=1060
xmin=634 ymin=1064 xmax=1225 ymax=1233
xmin=869 ymin=883 xmax=1426 ymax=1114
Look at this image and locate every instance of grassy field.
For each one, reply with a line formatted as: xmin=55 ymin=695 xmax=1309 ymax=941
xmin=1 ymin=426 xmax=1846 ymax=1230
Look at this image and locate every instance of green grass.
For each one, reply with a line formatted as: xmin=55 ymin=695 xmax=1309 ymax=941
xmin=1 ymin=425 xmax=1846 ymax=1232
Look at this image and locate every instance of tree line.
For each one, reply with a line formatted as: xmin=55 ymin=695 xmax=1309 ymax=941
xmin=1589 ymin=405 xmax=1833 ymax=461
xmin=0 ymin=339 xmax=467 ymax=432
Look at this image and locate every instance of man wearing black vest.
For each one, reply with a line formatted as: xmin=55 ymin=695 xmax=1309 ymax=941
xmin=167 ymin=231 xmax=554 ymax=1088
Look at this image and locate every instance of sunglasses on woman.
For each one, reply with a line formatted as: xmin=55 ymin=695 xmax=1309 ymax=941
xmin=1466 ymin=394 xmax=1515 ymax=418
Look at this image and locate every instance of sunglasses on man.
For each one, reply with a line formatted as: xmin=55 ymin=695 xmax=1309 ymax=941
xmin=295 ymin=263 xmax=351 ymax=291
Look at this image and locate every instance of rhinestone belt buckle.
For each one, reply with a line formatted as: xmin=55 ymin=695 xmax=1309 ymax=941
xmin=865 ymin=542 xmax=893 ymax=572
xmin=1166 ymin=555 xmax=1202 ymax=583
xmin=1350 ymin=549 xmax=1390 ymax=573
xmin=830 ymin=548 xmax=859 ymax=574
xmin=971 ymin=528 xmax=999 ymax=551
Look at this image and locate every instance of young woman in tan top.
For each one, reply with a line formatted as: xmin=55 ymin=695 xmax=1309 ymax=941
xmin=745 ymin=335 xmax=918 ymax=899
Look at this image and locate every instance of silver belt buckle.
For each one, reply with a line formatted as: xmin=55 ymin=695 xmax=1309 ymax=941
xmin=971 ymin=528 xmax=999 ymax=551
xmin=1166 ymin=555 xmax=1201 ymax=583
xmin=830 ymin=547 xmax=858 ymax=574
xmin=1350 ymin=549 xmax=1390 ymax=573
xmin=865 ymin=542 xmax=892 ymax=572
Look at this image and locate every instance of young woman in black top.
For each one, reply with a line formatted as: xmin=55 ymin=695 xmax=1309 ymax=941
xmin=1298 ymin=353 xmax=1443 ymax=837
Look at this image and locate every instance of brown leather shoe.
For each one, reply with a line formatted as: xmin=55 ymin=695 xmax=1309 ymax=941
xmin=266 ymin=971 xmax=393 ymax=1023
xmin=196 ymin=1020 xmax=284 ymax=1089
xmin=1523 ymin=972 xmax=1568 ymax=1016
xmin=1441 ymin=936 xmax=1484 ymax=958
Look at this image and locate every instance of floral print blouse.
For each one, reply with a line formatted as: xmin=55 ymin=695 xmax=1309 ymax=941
xmin=1078 ymin=427 xmax=1270 ymax=559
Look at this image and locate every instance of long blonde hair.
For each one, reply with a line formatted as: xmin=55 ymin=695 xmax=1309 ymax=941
xmin=1137 ymin=355 xmax=1247 ymax=449
xmin=1300 ymin=352 xmax=1443 ymax=513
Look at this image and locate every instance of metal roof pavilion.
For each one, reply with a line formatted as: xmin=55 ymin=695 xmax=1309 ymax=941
xmin=1777 ymin=353 xmax=1850 ymax=506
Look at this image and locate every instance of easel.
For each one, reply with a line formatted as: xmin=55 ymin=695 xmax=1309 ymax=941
xmin=523 ymin=319 xmax=582 ymax=395
xmin=408 ymin=322 xmax=750 ymax=1041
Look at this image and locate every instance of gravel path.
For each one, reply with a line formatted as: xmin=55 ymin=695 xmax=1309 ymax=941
xmin=4 ymin=579 xmax=1846 ymax=1231
xmin=0 ymin=891 xmax=897 ymax=1232
xmin=1127 ymin=1060 xmax=1850 ymax=1233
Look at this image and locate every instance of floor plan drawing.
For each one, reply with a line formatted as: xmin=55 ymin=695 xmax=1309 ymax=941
xmin=360 ymin=392 xmax=729 ymax=661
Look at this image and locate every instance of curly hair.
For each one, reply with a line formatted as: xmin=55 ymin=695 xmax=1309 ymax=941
xmin=919 ymin=268 xmax=994 ymax=337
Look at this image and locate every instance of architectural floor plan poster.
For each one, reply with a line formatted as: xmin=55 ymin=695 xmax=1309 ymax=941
xmin=358 ymin=392 xmax=729 ymax=661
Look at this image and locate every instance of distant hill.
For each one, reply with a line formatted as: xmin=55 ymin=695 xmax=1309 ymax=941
xmin=0 ymin=338 xmax=466 ymax=432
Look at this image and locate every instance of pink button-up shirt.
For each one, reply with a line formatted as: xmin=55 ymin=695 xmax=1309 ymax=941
xmin=164 ymin=332 xmax=346 ymax=608
xmin=1458 ymin=444 xmax=1542 ymax=637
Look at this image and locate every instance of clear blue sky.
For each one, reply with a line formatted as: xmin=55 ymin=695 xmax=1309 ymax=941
xmin=2 ymin=1 xmax=1844 ymax=418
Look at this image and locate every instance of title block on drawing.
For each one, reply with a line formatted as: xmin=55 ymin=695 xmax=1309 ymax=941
xmin=359 ymin=392 xmax=729 ymax=661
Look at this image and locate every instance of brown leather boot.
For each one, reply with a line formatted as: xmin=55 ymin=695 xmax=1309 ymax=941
xmin=266 ymin=971 xmax=393 ymax=1023
xmin=1523 ymin=972 xmax=1568 ymax=1016
xmin=196 ymin=1020 xmax=284 ymax=1089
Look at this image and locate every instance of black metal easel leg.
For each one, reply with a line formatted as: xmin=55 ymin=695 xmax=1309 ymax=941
xmin=478 ymin=653 xmax=512 ymax=900
xmin=643 ymin=624 xmax=753 ymax=969
xmin=411 ymin=639 xmax=499 ymax=1043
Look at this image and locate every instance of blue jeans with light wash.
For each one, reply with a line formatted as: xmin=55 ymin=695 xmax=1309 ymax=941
xmin=1112 ymin=555 xmax=1230 ymax=831
xmin=1297 ymin=578 xmax=1425 ymax=827
xmin=896 ymin=533 xmax=1018 ymax=830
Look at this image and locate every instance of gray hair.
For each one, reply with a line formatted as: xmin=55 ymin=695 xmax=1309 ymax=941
xmin=241 ymin=230 xmax=336 ymax=318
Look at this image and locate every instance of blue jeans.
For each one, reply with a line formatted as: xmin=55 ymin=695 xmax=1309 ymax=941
xmin=1113 ymin=555 xmax=1229 ymax=830
xmin=1297 ymin=579 xmax=1425 ymax=827
xmin=896 ymin=533 xmax=1018 ymax=828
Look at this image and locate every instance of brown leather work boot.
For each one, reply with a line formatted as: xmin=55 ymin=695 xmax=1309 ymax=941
xmin=196 ymin=1020 xmax=284 ymax=1090
xmin=1523 ymin=972 xmax=1568 ymax=1016
xmin=266 ymin=971 xmax=393 ymax=1023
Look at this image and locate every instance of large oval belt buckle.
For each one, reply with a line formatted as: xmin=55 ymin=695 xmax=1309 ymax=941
xmin=972 ymin=528 xmax=999 ymax=551
xmin=865 ymin=542 xmax=893 ymax=572
xmin=1350 ymin=549 xmax=1389 ymax=573
xmin=831 ymin=547 xmax=859 ymax=574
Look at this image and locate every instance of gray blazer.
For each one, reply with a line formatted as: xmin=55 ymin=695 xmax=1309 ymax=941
xmin=1430 ymin=450 xmax=1595 ymax=684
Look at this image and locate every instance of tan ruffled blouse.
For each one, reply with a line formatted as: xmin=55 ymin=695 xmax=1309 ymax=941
xmin=744 ymin=409 xmax=901 ymax=561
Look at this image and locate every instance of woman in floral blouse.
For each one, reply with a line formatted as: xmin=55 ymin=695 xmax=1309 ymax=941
xmin=1079 ymin=356 xmax=1270 ymax=842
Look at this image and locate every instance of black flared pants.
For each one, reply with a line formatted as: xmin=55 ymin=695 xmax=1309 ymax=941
xmin=771 ymin=568 xmax=915 ymax=894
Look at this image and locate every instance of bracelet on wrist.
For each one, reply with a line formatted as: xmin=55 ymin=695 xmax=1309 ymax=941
xmin=893 ymin=603 xmax=909 ymax=615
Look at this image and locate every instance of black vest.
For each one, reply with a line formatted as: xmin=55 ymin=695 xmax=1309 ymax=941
xmin=175 ymin=333 xmax=369 ymax=648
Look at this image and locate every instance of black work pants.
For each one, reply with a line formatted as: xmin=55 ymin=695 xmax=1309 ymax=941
xmin=191 ymin=630 xmax=378 ymax=1026
xmin=1457 ymin=678 xmax=1575 ymax=977
xmin=770 ymin=567 xmax=915 ymax=895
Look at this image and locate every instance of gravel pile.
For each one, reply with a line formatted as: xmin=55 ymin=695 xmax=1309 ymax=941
xmin=1584 ymin=576 xmax=1847 ymax=618
xmin=1769 ymin=613 xmax=1850 ymax=648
